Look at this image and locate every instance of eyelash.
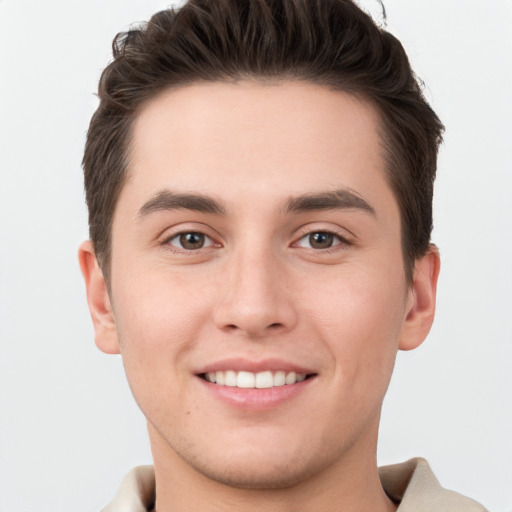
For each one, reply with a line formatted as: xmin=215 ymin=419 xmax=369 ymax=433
xmin=163 ymin=231 xmax=217 ymax=252
xmin=293 ymin=230 xmax=352 ymax=253
xmin=161 ymin=229 xmax=351 ymax=254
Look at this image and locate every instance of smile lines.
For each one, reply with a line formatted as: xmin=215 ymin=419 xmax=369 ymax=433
xmin=203 ymin=370 xmax=310 ymax=389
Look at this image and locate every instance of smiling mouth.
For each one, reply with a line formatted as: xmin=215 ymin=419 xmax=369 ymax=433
xmin=200 ymin=370 xmax=315 ymax=389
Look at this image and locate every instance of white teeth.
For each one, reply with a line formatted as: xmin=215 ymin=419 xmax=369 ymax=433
xmin=204 ymin=370 xmax=308 ymax=388
xmin=255 ymin=371 xmax=273 ymax=389
xmin=225 ymin=370 xmax=237 ymax=387
xmin=237 ymin=371 xmax=255 ymax=388
xmin=273 ymin=370 xmax=286 ymax=387
xmin=285 ymin=371 xmax=297 ymax=385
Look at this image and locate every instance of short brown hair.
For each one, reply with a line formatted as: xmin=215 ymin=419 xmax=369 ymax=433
xmin=83 ymin=0 xmax=444 ymax=282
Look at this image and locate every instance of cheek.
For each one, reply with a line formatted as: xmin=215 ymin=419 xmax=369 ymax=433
xmin=302 ymin=267 xmax=406 ymax=380
xmin=110 ymin=271 xmax=210 ymax=394
xmin=113 ymin=262 xmax=208 ymax=340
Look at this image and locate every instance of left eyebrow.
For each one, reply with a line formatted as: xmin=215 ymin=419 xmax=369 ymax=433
xmin=283 ymin=189 xmax=376 ymax=216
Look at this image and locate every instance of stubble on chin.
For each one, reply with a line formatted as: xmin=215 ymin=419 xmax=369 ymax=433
xmin=148 ymin=419 xmax=360 ymax=492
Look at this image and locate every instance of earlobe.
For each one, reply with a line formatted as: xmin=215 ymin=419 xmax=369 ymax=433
xmin=399 ymin=245 xmax=441 ymax=351
xmin=78 ymin=241 xmax=120 ymax=354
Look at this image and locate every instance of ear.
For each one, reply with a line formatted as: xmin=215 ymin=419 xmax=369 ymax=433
xmin=399 ymin=244 xmax=441 ymax=351
xmin=78 ymin=240 xmax=120 ymax=354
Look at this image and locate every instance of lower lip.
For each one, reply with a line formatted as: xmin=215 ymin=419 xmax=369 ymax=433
xmin=196 ymin=375 xmax=316 ymax=410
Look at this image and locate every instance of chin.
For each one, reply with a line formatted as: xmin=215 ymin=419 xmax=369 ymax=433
xmin=166 ymin=428 xmax=344 ymax=491
xmin=185 ymin=452 xmax=324 ymax=490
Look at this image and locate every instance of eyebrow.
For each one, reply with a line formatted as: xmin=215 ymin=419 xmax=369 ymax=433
xmin=137 ymin=187 xmax=376 ymax=219
xmin=138 ymin=190 xmax=227 ymax=218
xmin=284 ymin=189 xmax=376 ymax=216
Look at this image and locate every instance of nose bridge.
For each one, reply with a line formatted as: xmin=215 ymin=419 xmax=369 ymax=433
xmin=214 ymin=237 xmax=296 ymax=336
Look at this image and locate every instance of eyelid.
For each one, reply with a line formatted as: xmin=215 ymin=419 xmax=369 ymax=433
xmin=292 ymin=224 xmax=354 ymax=247
xmin=294 ymin=232 xmax=349 ymax=250
xmin=165 ymin=232 xmax=215 ymax=250
xmin=158 ymin=223 xmax=222 ymax=252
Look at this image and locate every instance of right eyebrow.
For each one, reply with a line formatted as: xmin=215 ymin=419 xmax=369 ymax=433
xmin=137 ymin=190 xmax=227 ymax=219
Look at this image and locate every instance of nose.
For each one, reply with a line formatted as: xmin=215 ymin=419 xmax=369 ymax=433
xmin=213 ymin=245 xmax=297 ymax=338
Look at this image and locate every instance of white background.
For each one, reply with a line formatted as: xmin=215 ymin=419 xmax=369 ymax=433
xmin=0 ymin=1 xmax=511 ymax=510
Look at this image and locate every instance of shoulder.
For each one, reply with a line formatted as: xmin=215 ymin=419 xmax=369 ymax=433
xmin=101 ymin=465 xmax=155 ymax=512
xmin=379 ymin=458 xmax=488 ymax=512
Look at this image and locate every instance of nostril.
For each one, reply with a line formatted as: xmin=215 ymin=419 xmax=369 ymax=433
xmin=224 ymin=323 xmax=283 ymax=331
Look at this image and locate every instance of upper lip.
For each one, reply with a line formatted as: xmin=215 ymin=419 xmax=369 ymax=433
xmin=196 ymin=357 xmax=316 ymax=375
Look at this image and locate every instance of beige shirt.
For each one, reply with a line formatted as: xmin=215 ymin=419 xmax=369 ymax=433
xmin=102 ymin=458 xmax=487 ymax=512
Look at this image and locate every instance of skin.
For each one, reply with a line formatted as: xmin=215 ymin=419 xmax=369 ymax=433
xmin=79 ymin=81 xmax=440 ymax=512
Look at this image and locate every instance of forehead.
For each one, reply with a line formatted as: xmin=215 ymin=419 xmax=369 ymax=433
xmin=124 ymin=80 xmax=394 ymax=215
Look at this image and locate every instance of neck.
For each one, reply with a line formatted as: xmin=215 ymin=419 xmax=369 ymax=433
xmin=148 ymin=422 xmax=396 ymax=512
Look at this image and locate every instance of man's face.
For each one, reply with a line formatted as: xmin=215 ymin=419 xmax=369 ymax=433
xmin=91 ymin=81 xmax=431 ymax=488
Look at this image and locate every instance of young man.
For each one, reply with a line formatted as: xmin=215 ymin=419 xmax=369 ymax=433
xmin=79 ymin=0 xmax=487 ymax=510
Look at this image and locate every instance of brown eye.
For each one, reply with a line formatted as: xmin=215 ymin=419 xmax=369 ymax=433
xmin=308 ymin=232 xmax=335 ymax=249
xmin=180 ymin=232 xmax=205 ymax=249
xmin=295 ymin=231 xmax=345 ymax=250
xmin=167 ymin=232 xmax=213 ymax=250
